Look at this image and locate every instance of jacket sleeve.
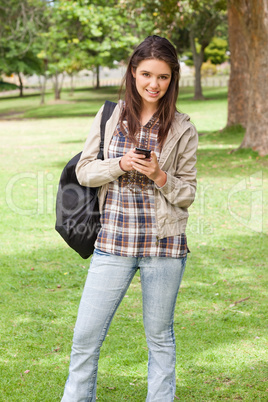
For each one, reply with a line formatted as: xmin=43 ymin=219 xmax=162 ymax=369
xmin=156 ymin=126 xmax=198 ymax=208
xmin=75 ymin=105 xmax=125 ymax=187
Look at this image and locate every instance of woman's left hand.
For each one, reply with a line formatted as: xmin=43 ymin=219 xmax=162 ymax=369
xmin=131 ymin=151 xmax=167 ymax=187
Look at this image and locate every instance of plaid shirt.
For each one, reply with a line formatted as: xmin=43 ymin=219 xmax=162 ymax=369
xmin=95 ymin=115 xmax=188 ymax=258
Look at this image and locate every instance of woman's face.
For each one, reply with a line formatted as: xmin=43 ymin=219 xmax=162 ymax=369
xmin=132 ymin=59 xmax=172 ymax=110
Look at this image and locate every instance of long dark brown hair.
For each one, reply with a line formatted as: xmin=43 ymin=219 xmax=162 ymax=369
xmin=119 ymin=35 xmax=180 ymax=147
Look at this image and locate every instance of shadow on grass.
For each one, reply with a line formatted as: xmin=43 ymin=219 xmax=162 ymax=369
xmin=179 ymin=87 xmax=228 ymax=102
xmin=0 ymin=86 xmax=119 ymax=120
xmin=196 ymin=127 xmax=268 ymax=177
xmin=0 ymin=92 xmax=41 ymax=101
xmin=71 ymin=86 xmax=120 ymax=94
xmin=60 ymin=139 xmax=85 ymax=144
xmin=52 ymin=160 xmax=78 ymax=171
xmin=196 ymin=147 xmax=267 ymax=178
xmin=20 ymin=100 xmax=116 ymax=119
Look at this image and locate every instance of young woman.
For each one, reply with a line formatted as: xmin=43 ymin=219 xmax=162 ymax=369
xmin=62 ymin=35 xmax=198 ymax=402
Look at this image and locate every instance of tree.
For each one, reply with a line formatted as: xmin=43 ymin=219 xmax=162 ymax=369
xmin=38 ymin=9 xmax=71 ymax=100
xmin=184 ymin=37 xmax=228 ymax=66
xmin=0 ymin=0 xmax=48 ymax=96
xmin=131 ymin=0 xmax=227 ymax=100
xmin=2 ymin=50 xmax=42 ymax=97
xmin=175 ymin=1 xmax=227 ymax=99
xmin=227 ymin=0 xmax=268 ymax=156
xmin=227 ymin=1 xmax=249 ymax=128
xmin=65 ymin=49 xmax=88 ymax=96
xmin=56 ymin=0 xmax=138 ymax=90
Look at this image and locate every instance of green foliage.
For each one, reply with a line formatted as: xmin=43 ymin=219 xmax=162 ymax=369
xmin=52 ymin=0 xmax=138 ymax=66
xmin=0 ymin=81 xmax=18 ymax=91
xmin=137 ymin=0 xmax=227 ymax=46
xmin=177 ymin=0 xmax=227 ymax=48
xmin=205 ymin=37 xmax=228 ymax=64
xmin=0 ymin=0 xmax=47 ymax=76
xmin=183 ymin=51 xmax=194 ymax=66
xmin=36 ymin=0 xmax=139 ymax=98
xmin=4 ymin=50 xmax=43 ymax=77
xmin=184 ymin=37 xmax=228 ymax=67
xmin=0 ymin=0 xmax=139 ymax=98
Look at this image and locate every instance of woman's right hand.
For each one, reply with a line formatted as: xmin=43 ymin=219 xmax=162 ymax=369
xmin=119 ymin=148 xmax=145 ymax=172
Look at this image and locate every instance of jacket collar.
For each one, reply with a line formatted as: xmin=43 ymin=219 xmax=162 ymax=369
xmin=159 ymin=111 xmax=192 ymax=164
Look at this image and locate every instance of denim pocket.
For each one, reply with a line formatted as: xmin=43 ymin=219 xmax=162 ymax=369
xmin=94 ymin=248 xmax=112 ymax=257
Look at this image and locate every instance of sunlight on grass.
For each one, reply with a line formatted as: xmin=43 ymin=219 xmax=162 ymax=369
xmin=198 ymin=143 xmax=234 ymax=149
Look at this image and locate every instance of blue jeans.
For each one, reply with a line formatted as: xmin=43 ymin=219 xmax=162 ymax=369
xmin=62 ymin=249 xmax=187 ymax=402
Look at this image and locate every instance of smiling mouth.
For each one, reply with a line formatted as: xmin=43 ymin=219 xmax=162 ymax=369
xmin=146 ymin=89 xmax=159 ymax=95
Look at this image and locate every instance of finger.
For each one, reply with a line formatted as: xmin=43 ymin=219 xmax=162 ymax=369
xmin=132 ymin=164 xmax=148 ymax=174
xmin=132 ymin=161 xmax=152 ymax=174
xmin=132 ymin=158 xmax=151 ymax=167
xmin=129 ymin=148 xmax=136 ymax=156
xmin=150 ymin=151 xmax=158 ymax=161
xmin=132 ymin=155 xmax=147 ymax=163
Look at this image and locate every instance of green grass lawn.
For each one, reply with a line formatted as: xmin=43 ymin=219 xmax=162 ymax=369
xmin=0 ymin=87 xmax=267 ymax=401
xmin=0 ymin=86 xmax=228 ymax=133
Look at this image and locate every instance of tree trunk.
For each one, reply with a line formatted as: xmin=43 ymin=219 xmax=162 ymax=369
xmin=240 ymin=0 xmax=268 ymax=156
xmin=227 ymin=1 xmax=250 ymax=127
xmin=228 ymin=0 xmax=268 ymax=155
xmin=39 ymin=75 xmax=47 ymax=105
xmin=18 ymin=72 xmax=23 ymax=97
xmin=95 ymin=64 xmax=100 ymax=89
xmin=59 ymin=72 xmax=64 ymax=97
xmin=39 ymin=59 xmax=48 ymax=105
xmin=69 ymin=73 xmax=74 ymax=96
xmin=53 ymin=71 xmax=61 ymax=100
xmin=190 ymin=31 xmax=205 ymax=100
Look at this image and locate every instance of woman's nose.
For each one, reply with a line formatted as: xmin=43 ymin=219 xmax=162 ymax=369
xmin=150 ymin=77 xmax=158 ymax=88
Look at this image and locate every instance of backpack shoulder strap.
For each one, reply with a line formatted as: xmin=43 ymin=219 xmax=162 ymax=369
xmin=97 ymin=100 xmax=117 ymax=160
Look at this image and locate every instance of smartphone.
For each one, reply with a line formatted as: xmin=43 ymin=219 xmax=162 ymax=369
xmin=135 ymin=147 xmax=151 ymax=159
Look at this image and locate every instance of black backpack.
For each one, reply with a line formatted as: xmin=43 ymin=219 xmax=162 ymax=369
xmin=55 ymin=101 xmax=117 ymax=259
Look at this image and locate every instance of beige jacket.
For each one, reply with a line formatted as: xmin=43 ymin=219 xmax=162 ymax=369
xmin=76 ymin=102 xmax=198 ymax=239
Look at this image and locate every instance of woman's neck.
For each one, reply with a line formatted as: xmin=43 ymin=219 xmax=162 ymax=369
xmin=140 ymin=105 xmax=158 ymax=126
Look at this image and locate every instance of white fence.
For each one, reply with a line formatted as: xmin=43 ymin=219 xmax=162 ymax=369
xmin=55 ymin=76 xmax=229 ymax=89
